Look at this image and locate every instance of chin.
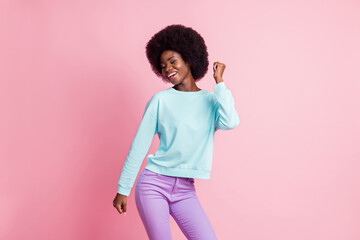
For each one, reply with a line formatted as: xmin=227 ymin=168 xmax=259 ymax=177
xmin=172 ymin=79 xmax=183 ymax=85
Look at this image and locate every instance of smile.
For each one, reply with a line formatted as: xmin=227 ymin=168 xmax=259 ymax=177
xmin=168 ymin=72 xmax=177 ymax=80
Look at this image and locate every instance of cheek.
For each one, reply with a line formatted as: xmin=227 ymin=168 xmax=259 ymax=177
xmin=182 ymin=65 xmax=190 ymax=74
xmin=176 ymin=63 xmax=185 ymax=72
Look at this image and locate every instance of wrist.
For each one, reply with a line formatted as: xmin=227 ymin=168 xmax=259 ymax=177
xmin=215 ymin=79 xmax=224 ymax=84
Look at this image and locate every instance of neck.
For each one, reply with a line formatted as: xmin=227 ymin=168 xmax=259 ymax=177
xmin=173 ymin=76 xmax=200 ymax=92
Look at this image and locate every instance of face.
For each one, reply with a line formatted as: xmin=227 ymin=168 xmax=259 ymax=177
xmin=160 ymin=50 xmax=192 ymax=85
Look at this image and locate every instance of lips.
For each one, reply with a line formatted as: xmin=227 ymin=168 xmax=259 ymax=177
xmin=167 ymin=72 xmax=177 ymax=80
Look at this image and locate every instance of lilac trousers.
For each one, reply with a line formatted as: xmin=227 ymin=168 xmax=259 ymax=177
xmin=135 ymin=168 xmax=217 ymax=240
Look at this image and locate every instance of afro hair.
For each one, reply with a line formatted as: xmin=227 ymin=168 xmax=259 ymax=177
xmin=145 ymin=24 xmax=209 ymax=82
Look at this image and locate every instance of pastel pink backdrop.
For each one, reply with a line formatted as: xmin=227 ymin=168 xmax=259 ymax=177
xmin=1 ymin=0 xmax=359 ymax=239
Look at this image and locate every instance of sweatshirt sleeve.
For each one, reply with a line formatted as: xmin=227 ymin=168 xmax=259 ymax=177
xmin=117 ymin=95 xmax=158 ymax=196
xmin=213 ymin=82 xmax=240 ymax=131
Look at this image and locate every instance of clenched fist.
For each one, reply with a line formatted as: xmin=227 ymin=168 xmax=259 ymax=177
xmin=213 ymin=61 xmax=226 ymax=83
xmin=113 ymin=193 xmax=127 ymax=215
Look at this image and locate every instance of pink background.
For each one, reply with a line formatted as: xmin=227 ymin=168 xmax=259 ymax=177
xmin=1 ymin=0 xmax=360 ymax=239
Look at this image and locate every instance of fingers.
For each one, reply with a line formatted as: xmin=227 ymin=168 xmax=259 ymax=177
xmin=213 ymin=62 xmax=226 ymax=83
xmin=113 ymin=199 xmax=122 ymax=214
xmin=113 ymin=195 xmax=127 ymax=216
xmin=213 ymin=62 xmax=226 ymax=71
xmin=116 ymin=205 xmax=123 ymax=214
xmin=114 ymin=203 xmax=127 ymax=215
xmin=213 ymin=62 xmax=218 ymax=71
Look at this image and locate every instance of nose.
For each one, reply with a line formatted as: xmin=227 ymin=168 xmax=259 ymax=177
xmin=165 ymin=64 xmax=173 ymax=73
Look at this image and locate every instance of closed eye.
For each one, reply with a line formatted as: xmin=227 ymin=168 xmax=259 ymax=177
xmin=161 ymin=60 xmax=176 ymax=69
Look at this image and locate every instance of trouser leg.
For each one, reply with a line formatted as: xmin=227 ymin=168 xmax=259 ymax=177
xmin=135 ymin=174 xmax=172 ymax=240
xmin=170 ymin=180 xmax=217 ymax=240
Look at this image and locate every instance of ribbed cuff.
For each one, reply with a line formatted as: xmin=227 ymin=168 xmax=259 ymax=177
xmin=214 ymin=81 xmax=227 ymax=92
xmin=117 ymin=185 xmax=131 ymax=196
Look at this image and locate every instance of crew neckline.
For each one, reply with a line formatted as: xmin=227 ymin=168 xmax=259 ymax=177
xmin=169 ymin=87 xmax=205 ymax=93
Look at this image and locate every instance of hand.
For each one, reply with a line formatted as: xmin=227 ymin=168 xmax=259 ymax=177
xmin=113 ymin=193 xmax=127 ymax=215
xmin=213 ymin=61 xmax=226 ymax=83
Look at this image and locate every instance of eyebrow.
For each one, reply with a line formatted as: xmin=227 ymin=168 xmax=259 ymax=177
xmin=160 ymin=56 xmax=175 ymax=64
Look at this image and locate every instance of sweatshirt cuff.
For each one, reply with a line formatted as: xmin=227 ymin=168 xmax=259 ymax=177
xmin=214 ymin=81 xmax=227 ymax=92
xmin=117 ymin=185 xmax=131 ymax=196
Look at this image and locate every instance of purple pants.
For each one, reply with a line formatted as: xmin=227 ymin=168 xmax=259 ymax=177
xmin=135 ymin=168 xmax=217 ymax=240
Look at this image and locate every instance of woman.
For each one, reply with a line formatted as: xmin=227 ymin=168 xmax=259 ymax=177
xmin=113 ymin=24 xmax=240 ymax=240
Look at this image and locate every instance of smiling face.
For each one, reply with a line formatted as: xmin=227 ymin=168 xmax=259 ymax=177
xmin=160 ymin=50 xmax=193 ymax=85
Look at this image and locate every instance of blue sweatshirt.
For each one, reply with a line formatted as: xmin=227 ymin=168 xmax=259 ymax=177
xmin=117 ymin=81 xmax=240 ymax=196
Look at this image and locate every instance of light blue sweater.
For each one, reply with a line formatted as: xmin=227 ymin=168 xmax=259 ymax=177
xmin=117 ymin=82 xmax=240 ymax=196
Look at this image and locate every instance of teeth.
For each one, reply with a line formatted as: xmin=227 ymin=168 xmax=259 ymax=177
xmin=168 ymin=72 xmax=176 ymax=78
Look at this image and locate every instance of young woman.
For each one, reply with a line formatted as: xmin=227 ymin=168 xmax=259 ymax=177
xmin=113 ymin=24 xmax=240 ymax=240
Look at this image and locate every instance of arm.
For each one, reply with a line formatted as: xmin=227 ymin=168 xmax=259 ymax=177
xmin=213 ymin=62 xmax=240 ymax=131
xmin=113 ymin=95 xmax=158 ymax=215
xmin=117 ymin=95 xmax=158 ymax=196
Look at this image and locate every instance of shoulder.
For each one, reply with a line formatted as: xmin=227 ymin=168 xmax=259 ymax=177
xmin=145 ymin=89 xmax=167 ymax=105
xmin=153 ymin=88 xmax=170 ymax=98
xmin=144 ymin=88 xmax=170 ymax=107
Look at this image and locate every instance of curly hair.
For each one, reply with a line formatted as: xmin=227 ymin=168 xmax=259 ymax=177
xmin=145 ymin=24 xmax=209 ymax=82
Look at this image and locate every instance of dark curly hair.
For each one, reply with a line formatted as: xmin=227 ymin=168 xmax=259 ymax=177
xmin=145 ymin=24 xmax=209 ymax=82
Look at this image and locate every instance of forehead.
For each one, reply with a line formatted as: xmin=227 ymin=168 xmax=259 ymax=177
xmin=160 ymin=50 xmax=181 ymax=62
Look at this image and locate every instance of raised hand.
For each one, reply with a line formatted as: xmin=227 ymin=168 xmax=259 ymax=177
xmin=213 ymin=61 xmax=226 ymax=83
